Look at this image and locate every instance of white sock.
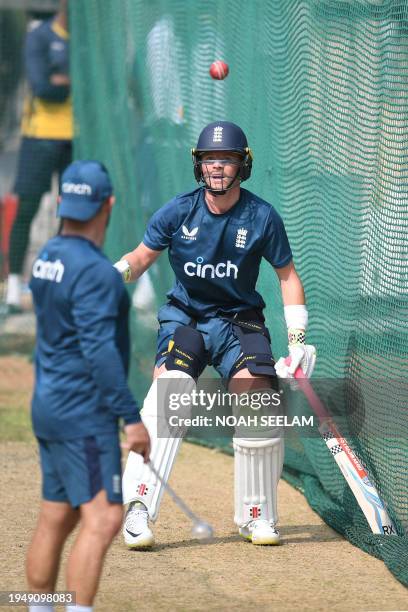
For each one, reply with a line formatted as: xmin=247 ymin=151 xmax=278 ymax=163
xmin=6 ymin=273 xmax=22 ymax=305
xmin=66 ymin=605 xmax=93 ymax=612
xmin=28 ymin=606 xmax=54 ymax=612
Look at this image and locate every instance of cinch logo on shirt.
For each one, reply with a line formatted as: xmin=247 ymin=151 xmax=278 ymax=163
xmin=32 ymin=258 xmax=65 ymax=283
xmin=62 ymin=182 xmax=92 ymax=195
xmin=184 ymin=258 xmax=238 ymax=279
xmin=181 ymin=225 xmax=199 ymax=241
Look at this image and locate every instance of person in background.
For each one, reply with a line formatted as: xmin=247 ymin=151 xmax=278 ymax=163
xmin=6 ymin=0 xmax=72 ymax=312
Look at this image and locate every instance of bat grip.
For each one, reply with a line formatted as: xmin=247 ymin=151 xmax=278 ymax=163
xmin=284 ymin=356 xmax=329 ymax=422
xmin=284 ymin=356 xmax=306 ymax=379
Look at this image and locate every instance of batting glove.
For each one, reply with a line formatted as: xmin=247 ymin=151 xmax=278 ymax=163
xmin=113 ymin=259 xmax=132 ymax=282
xmin=275 ymin=344 xmax=317 ymax=380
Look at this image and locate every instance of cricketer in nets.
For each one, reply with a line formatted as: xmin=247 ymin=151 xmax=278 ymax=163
xmin=115 ymin=121 xmax=315 ymax=547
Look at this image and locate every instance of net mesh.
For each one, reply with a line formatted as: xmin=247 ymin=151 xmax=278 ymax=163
xmin=70 ymin=0 xmax=407 ymax=584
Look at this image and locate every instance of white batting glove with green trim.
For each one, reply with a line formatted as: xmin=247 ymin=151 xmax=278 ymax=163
xmin=113 ymin=259 xmax=132 ymax=282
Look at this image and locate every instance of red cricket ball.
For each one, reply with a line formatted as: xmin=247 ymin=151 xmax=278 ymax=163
xmin=209 ymin=60 xmax=229 ymax=80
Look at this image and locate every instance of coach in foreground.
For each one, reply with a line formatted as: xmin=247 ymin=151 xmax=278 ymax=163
xmin=27 ymin=160 xmax=149 ymax=612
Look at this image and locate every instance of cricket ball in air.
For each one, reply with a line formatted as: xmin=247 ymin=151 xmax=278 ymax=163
xmin=209 ymin=60 xmax=229 ymax=80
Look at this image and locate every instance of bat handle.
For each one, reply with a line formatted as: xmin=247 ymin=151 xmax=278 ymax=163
xmin=283 ymin=356 xmax=330 ymax=422
xmin=284 ymin=356 xmax=306 ymax=379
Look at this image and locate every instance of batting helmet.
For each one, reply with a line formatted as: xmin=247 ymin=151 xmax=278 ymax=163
xmin=192 ymin=121 xmax=253 ymax=194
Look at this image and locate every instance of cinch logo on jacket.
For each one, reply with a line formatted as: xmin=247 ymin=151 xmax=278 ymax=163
xmin=32 ymin=258 xmax=65 ymax=283
xmin=184 ymin=258 xmax=238 ymax=279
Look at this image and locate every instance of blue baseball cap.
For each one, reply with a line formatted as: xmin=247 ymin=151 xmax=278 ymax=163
xmin=58 ymin=160 xmax=113 ymax=221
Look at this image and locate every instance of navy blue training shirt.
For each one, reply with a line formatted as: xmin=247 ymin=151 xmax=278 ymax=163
xmin=26 ymin=17 xmax=70 ymax=102
xmin=29 ymin=235 xmax=140 ymax=441
xmin=143 ymin=187 xmax=292 ymax=316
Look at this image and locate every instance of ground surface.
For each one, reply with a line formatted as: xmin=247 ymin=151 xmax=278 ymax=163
xmin=0 ymin=356 xmax=407 ymax=612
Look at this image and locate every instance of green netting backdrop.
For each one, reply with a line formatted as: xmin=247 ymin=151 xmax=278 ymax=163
xmin=70 ymin=0 xmax=408 ymax=586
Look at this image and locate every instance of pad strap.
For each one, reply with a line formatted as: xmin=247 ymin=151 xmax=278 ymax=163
xmin=225 ymin=311 xmax=276 ymax=378
xmin=164 ymin=325 xmax=207 ymax=378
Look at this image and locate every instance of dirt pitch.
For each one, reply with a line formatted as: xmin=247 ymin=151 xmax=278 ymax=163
xmin=0 ymin=356 xmax=407 ymax=612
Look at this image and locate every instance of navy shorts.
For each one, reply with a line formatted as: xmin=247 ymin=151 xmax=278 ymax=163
xmin=38 ymin=433 xmax=122 ymax=508
xmin=156 ymin=303 xmax=243 ymax=379
xmin=14 ymin=137 xmax=72 ymax=200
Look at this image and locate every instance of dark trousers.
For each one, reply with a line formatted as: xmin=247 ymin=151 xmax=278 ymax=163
xmin=9 ymin=137 xmax=71 ymax=273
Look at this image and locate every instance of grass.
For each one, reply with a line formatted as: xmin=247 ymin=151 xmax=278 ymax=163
xmin=0 ymin=334 xmax=35 ymax=357
xmin=0 ymin=405 xmax=33 ymax=443
xmin=0 ymin=355 xmax=34 ymax=443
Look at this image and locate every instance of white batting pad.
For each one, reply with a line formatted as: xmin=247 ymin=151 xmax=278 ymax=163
xmin=122 ymin=370 xmax=195 ymax=521
xmin=233 ymin=437 xmax=284 ymax=527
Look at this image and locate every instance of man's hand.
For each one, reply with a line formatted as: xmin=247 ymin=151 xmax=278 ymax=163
xmin=122 ymin=422 xmax=150 ymax=462
xmin=113 ymin=259 xmax=132 ymax=282
xmin=275 ymin=345 xmax=316 ymax=379
xmin=288 ymin=343 xmax=308 ymax=375
xmin=113 ymin=243 xmax=162 ymax=283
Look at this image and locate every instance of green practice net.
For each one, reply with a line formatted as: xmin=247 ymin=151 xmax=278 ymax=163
xmin=70 ymin=0 xmax=408 ymax=585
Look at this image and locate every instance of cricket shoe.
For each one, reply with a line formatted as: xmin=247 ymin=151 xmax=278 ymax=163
xmin=239 ymin=520 xmax=281 ymax=545
xmin=123 ymin=501 xmax=155 ymax=549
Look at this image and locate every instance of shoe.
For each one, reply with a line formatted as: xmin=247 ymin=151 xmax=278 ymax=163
xmin=123 ymin=501 xmax=155 ymax=549
xmin=239 ymin=520 xmax=281 ymax=545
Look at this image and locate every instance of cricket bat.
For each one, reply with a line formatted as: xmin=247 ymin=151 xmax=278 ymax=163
xmin=286 ymin=357 xmax=397 ymax=536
